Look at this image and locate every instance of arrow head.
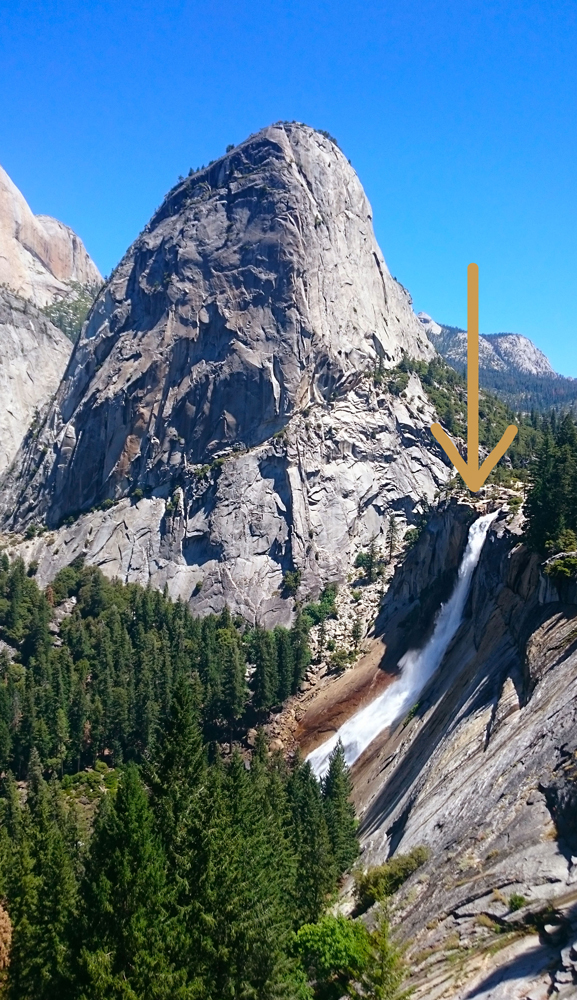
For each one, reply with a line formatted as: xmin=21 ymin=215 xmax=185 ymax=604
xmin=431 ymin=422 xmax=518 ymax=492
xmin=429 ymin=264 xmax=518 ymax=491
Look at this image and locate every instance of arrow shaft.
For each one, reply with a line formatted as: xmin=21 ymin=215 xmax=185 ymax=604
xmin=467 ymin=263 xmax=479 ymax=464
xmin=429 ymin=262 xmax=517 ymax=492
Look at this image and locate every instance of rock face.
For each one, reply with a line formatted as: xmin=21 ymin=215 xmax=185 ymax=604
xmin=349 ymin=506 xmax=577 ymax=998
xmin=418 ymin=311 xmax=577 ymax=411
xmin=0 ymin=163 xmax=101 ymax=308
xmin=0 ymin=288 xmax=72 ymax=476
xmin=0 ymin=123 xmax=448 ymax=624
xmin=418 ymin=313 xmax=557 ymax=377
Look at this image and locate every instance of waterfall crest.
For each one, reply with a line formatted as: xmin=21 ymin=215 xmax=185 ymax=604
xmin=307 ymin=512 xmax=496 ymax=778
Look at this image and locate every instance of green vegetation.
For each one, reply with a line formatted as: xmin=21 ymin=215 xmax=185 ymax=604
xmin=0 ymin=556 xmax=370 ymax=999
xmin=403 ymin=528 xmax=420 ymax=549
xmin=0 ymin=716 xmax=359 ymax=998
xmin=318 ymin=129 xmax=339 ymax=147
xmin=42 ymin=282 xmax=101 ymax=343
xmin=525 ymin=413 xmax=577 ymax=554
xmin=295 ymin=908 xmax=410 ymax=1000
xmin=354 ymin=846 xmax=431 ymax=912
xmin=545 ymin=554 xmax=577 ymax=580
xmin=295 ymin=915 xmax=372 ymax=1000
xmin=508 ymin=894 xmax=528 ymax=912
xmin=355 ymin=539 xmax=385 ymax=583
xmin=328 ymin=648 xmax=355 ymax=673
xmin=0 ymin=555 xmax=318 ymax=775
xmin=383 ymin=356 xmax=544 ymax=483
xmin=303 ymin=584 xmax=338 ymax=627
xmin=283 ymin=569 xmax=302 ymax=596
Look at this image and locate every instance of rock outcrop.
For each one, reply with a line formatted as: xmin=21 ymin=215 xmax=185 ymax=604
xmin=418 ymin=313 xmax=557 ymax=378
xmin=418 ymin=311 xmax=577 ymax=412
xmin=0 ymin=288 xmax=72 ymax=476
xmin=0 ymin=163 xmax=101 ymax=307
xmin=346 ymin=505 xmax=577 ymax=998
xmin=0 ymin=123 xmax=448 ymax=623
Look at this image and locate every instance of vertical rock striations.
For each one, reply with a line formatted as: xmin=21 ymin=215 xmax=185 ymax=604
xmin=0 ymin=123 xmax=447 ymax=622
xmin=0 ymin=289 xmax=72 ymax=476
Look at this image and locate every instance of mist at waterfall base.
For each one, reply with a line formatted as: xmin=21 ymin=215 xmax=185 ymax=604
xmin=307 ymin=513 xmax=496 ymax=779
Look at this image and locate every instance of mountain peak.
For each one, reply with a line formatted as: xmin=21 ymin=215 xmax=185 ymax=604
xmin=418 ymin=312 xmax=577 ymax=411
xmin=0 ymin=163 xmax=102 ymax=308
xmin=0 ymin=122 xmax=444 ymax=622
xmin=484 ymin=331 xmax=556 ymax=377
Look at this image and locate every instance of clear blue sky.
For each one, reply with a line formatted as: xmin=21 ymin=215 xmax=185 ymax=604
xmin=2 ymin=0 xmax=576 ymax=372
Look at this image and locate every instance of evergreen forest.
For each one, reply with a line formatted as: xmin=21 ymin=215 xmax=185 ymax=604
xmin=1 ymin=377 xmax=576 ymax=997
xmin=0 ymin=557 xmax=408 ymax=999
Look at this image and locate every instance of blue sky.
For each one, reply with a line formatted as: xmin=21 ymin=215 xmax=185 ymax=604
xmin=1 ymin=0 xmax=576 ymax=373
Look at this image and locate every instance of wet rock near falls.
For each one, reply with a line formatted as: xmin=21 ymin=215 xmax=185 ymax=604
xmin=347 ymin=507 xmax=577 ymax=998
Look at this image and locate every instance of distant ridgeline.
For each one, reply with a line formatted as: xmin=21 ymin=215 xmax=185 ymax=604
xmin=430 ymin=323 xmax=577 ymax=413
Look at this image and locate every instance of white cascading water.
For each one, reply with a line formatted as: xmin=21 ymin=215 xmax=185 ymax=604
xmin=307 ymin=512 xmax=496 ymax=778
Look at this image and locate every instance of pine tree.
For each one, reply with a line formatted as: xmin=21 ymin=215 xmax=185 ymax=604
xmin=218 ymin=628 xmax=246 ymax=723
xmin=275 ymin=627 xmax=295 ymax=702
xmin=6 ymin=762 xmax=77 ymax=1000
xmin=291 ymin=612 xmax=311 ymax=691
xmin=74 ymin=764 xmax=175 ymax=1000
xmin=251 ymin=628 xmax=278 ymax=710
xmin=322 ymin=741 xmax=359 ymax=875
xmin=206 ymin=751 xmax=308 ymax=999
xmin=287 ymin=758 xmax=336 ymax=924
xmin=146 ymin=678 xmax=209 ymax=995
xmin=348 ymin=908 xmax=411 ymax=1000
xmin=386 ymin=516 xmax=399 ymax=564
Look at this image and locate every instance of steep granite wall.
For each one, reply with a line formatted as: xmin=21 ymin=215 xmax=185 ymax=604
xmin=0 ymin=123 xmax=448 ymax=623
xmin=0 ymin=165 xmax=101 ymax=307
xmin=349 ymin=508 xmax=577 ymax=998
xmin=0 ymin=289 xmax=72 ymax=476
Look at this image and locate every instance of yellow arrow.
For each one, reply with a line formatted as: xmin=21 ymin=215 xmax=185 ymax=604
xmin=430 ymin=263 xmax=517 ymax=492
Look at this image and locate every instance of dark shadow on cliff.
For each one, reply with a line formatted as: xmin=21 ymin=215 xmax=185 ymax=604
xmin=372 ymin=502 xmax=475 ymax=673
xmin=462 ymin=897 xmax=577 ymax=997
xmin=462 ymin=938 xmax=556 ymax=997
xmin=357 ymin=626 xmax=517 ymax=842
xmin=359 ymin=523 xmax=522 ymax=842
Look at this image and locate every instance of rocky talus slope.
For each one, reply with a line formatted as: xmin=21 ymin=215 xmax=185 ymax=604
xmin=0 ymin=123 xmax=447 ymax=624
xmin=0 ymin=288 xmax=72 ymax=475
xmin=338 ymin=503 xmax=577 ymax=998
xmin=0 ymin=164 xmax=101 ymax=308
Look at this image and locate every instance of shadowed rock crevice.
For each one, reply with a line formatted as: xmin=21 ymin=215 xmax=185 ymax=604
xmin=0 ymin=122 xmax=446 ymax=620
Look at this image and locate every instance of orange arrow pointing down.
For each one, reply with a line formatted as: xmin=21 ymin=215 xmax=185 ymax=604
xmin=430 ymin=263 xmax=518 ymax=492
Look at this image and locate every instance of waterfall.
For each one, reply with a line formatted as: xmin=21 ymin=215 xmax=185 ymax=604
xmin=307 ymin=512 xmax=496 ymax=778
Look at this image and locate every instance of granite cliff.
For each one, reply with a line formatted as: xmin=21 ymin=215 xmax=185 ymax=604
xmin=0 ymin=163 xmax=101 ymax=308
xmin=0 ymin=123 xmax=447 ymax=624
xmin=0 ymin=288 xmax=72 ymax=476
xmin=342 ymin=505 xmax=577 ymax=998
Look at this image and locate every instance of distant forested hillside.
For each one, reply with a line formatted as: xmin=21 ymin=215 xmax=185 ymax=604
xmin=431 ymin=324 xmax=577 ymax=413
